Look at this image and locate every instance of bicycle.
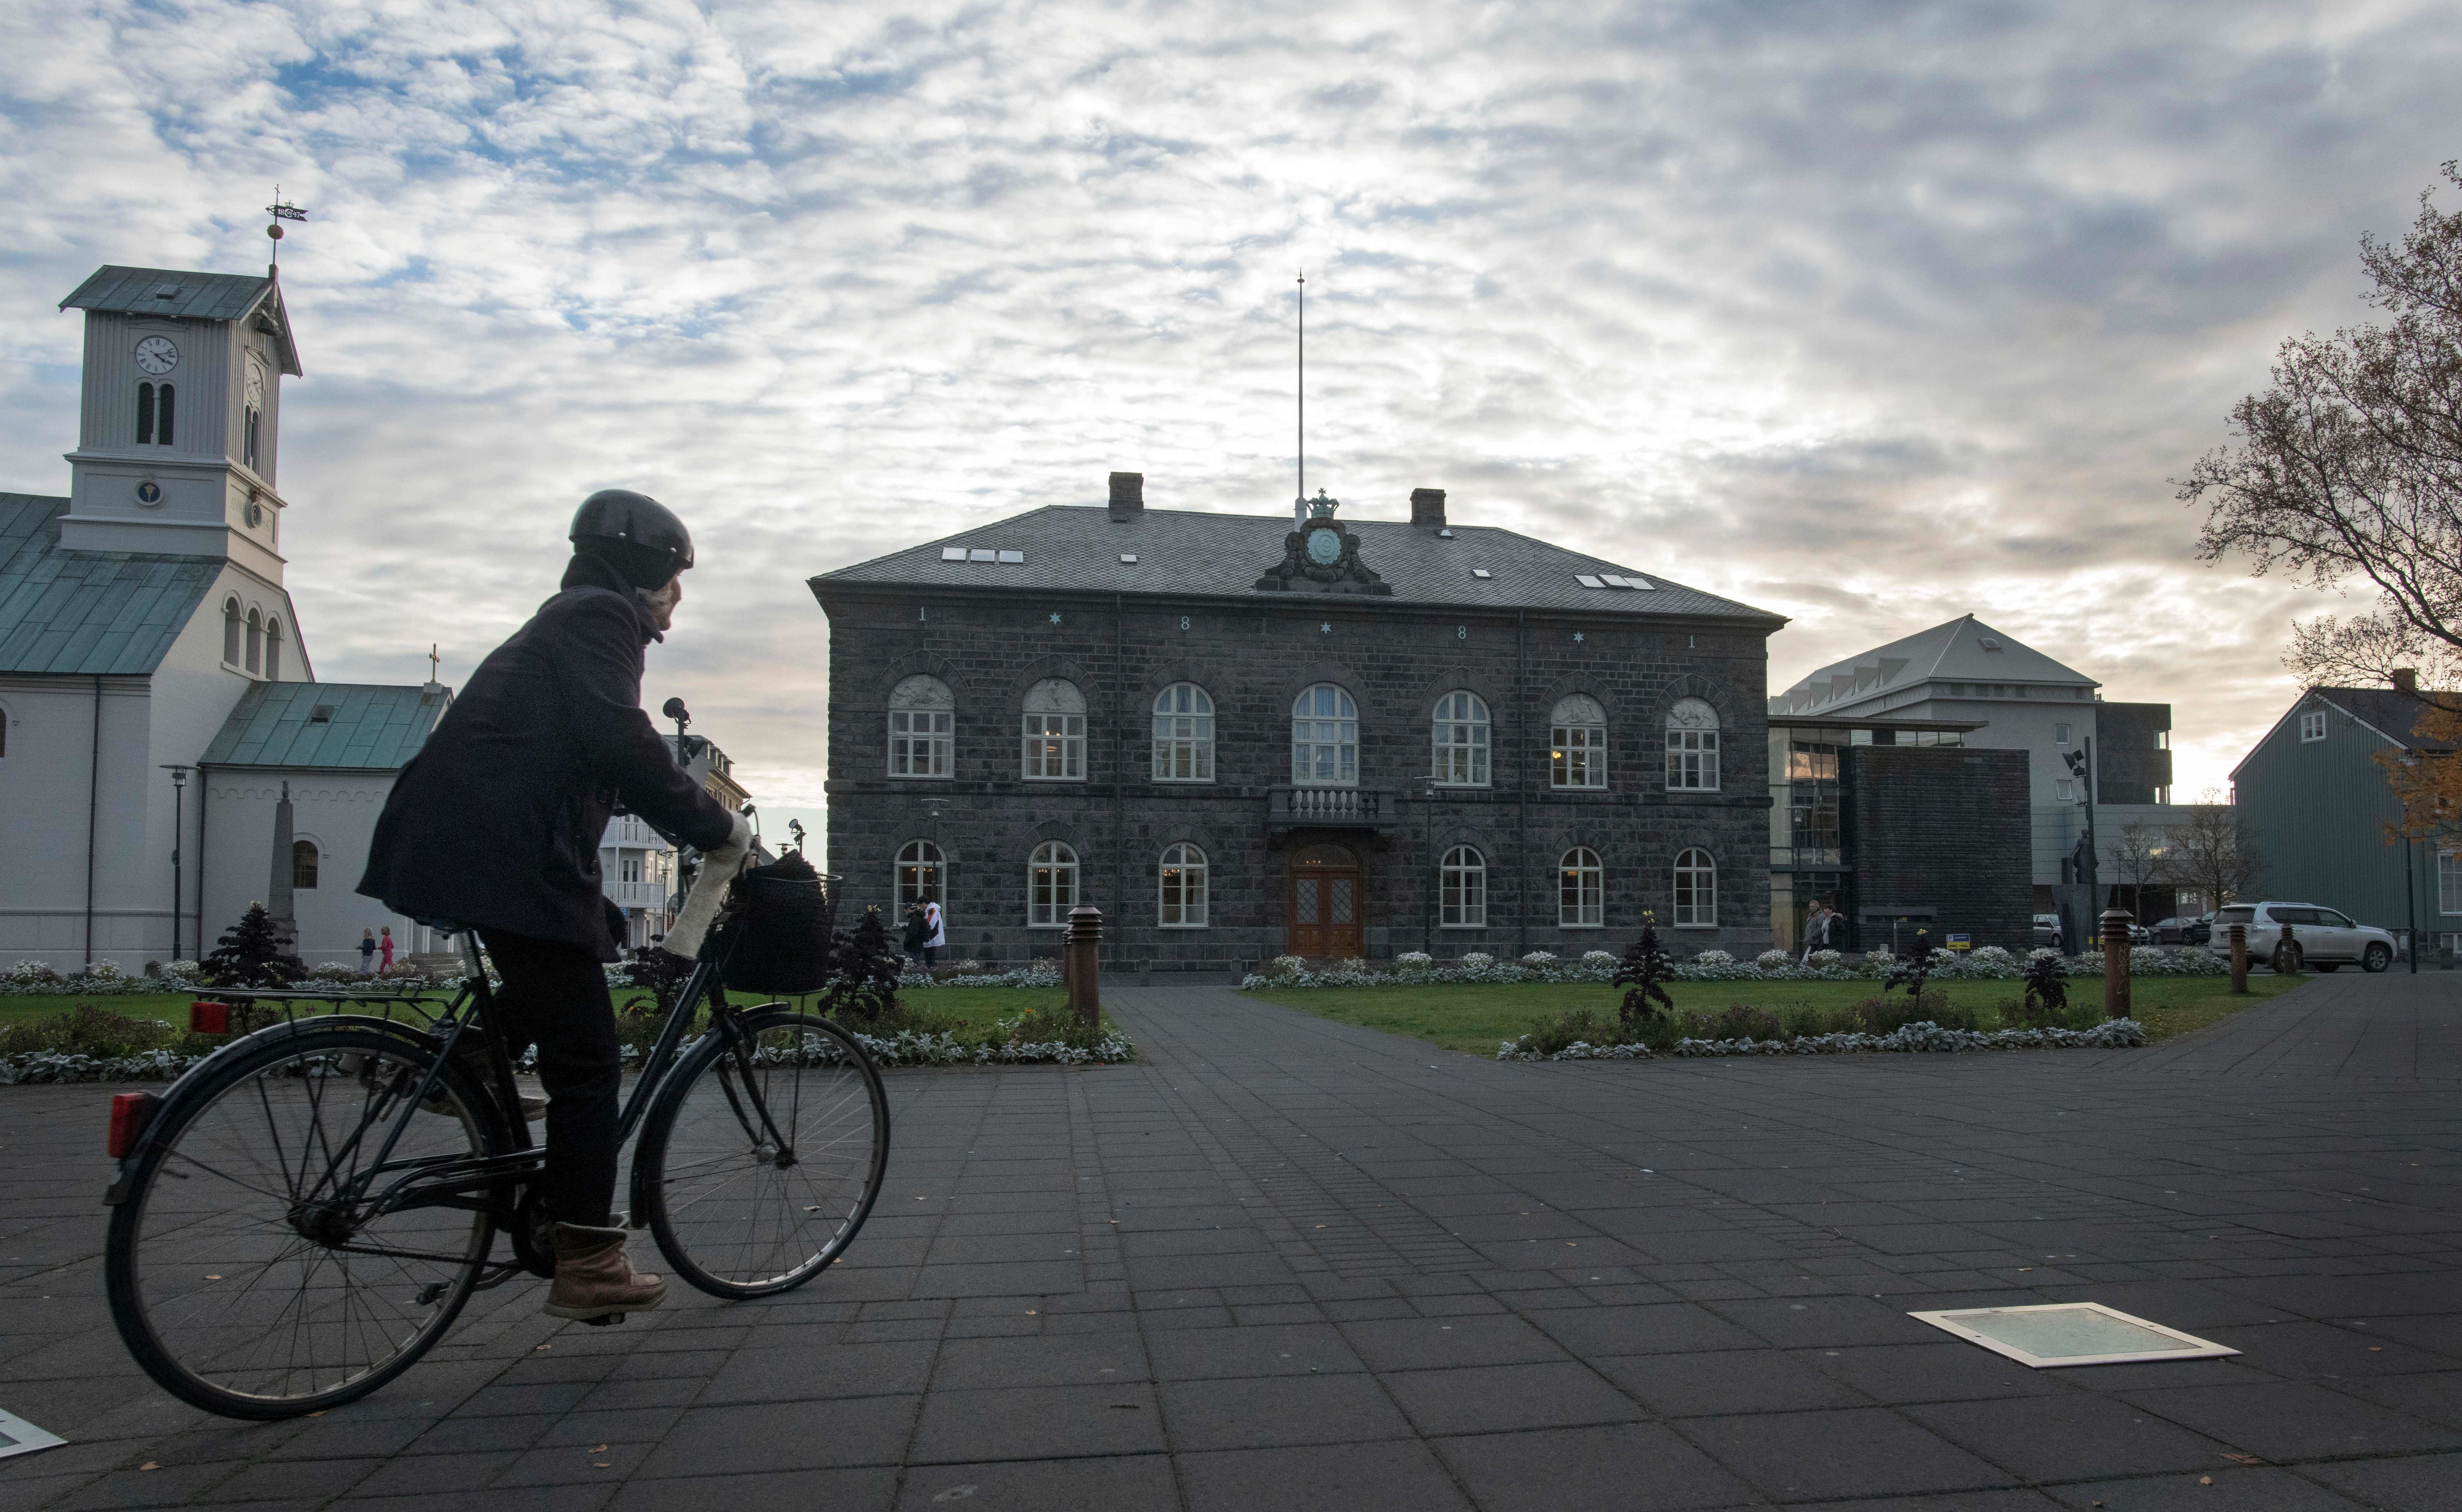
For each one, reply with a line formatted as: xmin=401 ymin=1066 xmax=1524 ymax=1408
xmin=98 ymin=853 xmax=889 ymax=1420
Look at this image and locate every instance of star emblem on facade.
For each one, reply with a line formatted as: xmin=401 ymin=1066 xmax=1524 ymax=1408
xmin=1320 ymin=622 xmax=1332 ymax=634
xmin=1049 ymin=613 xmax=1061 ymax=624
xmin=1574 ymin=632 xmax=1585 ymax=643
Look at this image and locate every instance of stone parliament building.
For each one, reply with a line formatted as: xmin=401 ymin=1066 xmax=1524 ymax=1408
xmin=812 ymin=476 xmax=1788 ymax=973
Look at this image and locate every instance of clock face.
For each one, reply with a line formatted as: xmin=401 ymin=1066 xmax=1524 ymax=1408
xmin=134 ymin=336 xmax=179 ymax=375
xmin=1305 ymin=527 xmax=1343 ymax=565
xmin=245 ymin=366 xmax=265 ymax=407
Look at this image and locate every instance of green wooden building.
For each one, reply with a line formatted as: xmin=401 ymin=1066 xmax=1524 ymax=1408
xmin=2231 ymin=686 xmax=2455 ymax=953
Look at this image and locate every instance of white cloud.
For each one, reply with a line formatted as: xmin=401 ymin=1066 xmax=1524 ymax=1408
xmin=3 ymin=0 xmax=2454 ymax=823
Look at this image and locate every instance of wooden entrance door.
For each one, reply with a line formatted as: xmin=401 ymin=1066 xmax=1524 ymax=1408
xmin=1289 ymin=843 xmax=1365 ymax=959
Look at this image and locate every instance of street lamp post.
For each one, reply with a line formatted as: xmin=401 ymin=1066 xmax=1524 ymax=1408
xmin=161 ymin=765 xmax=190 ymax=962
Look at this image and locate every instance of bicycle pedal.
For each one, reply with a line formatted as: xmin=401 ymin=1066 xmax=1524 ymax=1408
xmin=580 ymin=1313 xmax=625 ymax=1327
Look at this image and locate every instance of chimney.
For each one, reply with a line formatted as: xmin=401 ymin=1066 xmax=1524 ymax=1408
xmin=1410 ymin=488 xmax=1447 ymax=529
xmin=1108 ymin=472 xmax=1144 ymax=520
xmin=2392 ymin=667 xmax=2418 ymax=696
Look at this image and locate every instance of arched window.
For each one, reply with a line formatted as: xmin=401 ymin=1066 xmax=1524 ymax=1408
xmin=1673 ymin=848 xmax=1717 ymax=926
xmin=291 ymin=839 xmax=320 ymax=890
xmin=1551 ymin=694 xmax=1607 ymax=789
xmin=154 ymin=383 xmax=175 ymax=445
xmin=1028 ymin=841 xmax=1078 ymax=927
xmin=1291 ymin=684 xmax=1358 ymax=785
xmin=245 ymin=609 xmax=264 ymax=674
xmin=1441 ymin=845 xmax=1487 ymax=928
xmin=1159 ymin=842 xmax=1208 ymax=927
xmin=1665 ymin=698 xmax=1720 ymax=791
xmin=1022 ymin=679 xmax=1087 ymax=780
xmin=1431 ymin=692 xmax=1490 ymax=786
xmin=137 ymin=383 xmax=157 ymax=445
xmin=1559 ymin=847 xmax=1603 ymax=927
xmin=1152 ymin=683 xmax=1215 ymax=782
xmin=264 ymin=618 xmax=282 ymax=681
xmin=888 ymin=675 xmax=954 ymax=778
xmin=222 ymin=597 xmax=243 ymax=665
xmin=897 ymin=840 xmax=943 ymax=907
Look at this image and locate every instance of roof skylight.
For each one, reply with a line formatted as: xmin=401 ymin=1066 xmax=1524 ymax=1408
xmin=1472 ymin=568 xmax=1491 ymax=579
xmin=944 ymin=546 xmax=1025 ymax=563
xmin=1575 ymin=574 xmax=1605 ymax=589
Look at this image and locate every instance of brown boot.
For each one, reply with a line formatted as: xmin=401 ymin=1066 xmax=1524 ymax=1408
xmin=543 ymin=1223 xmax=665 ymax=1320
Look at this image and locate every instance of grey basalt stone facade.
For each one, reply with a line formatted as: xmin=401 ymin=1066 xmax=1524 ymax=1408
xmin=810 ymin=480 xmax=1787 ymax=973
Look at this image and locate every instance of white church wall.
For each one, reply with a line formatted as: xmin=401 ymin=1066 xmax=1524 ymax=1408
xmin=199 ymin=771 xmax=418 ymax=965
xmin=0 ymin=674 xmax=136 ymax=968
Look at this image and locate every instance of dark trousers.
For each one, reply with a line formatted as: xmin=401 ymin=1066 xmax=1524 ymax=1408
xmin=479 ymin=928 xmax=622 ymax=1227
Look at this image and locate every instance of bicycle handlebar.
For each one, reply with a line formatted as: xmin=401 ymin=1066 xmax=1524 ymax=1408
xmin=661 ymin=826 xmax=753 ymax=961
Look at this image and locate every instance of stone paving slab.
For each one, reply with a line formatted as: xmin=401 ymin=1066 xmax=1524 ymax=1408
xmin=0 ymin=966 xmax=2456 ymax=1508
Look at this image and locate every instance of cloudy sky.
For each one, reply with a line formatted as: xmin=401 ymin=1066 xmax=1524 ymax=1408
xmin=4 ymin=0 xmax=2455 ymax=839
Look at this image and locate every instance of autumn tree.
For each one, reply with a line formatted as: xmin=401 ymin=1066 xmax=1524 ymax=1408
xmin=2161 ymin=795 xmax=2264 ymax=912
xmin=2182 ymin=163 xmax=2462 ymax=837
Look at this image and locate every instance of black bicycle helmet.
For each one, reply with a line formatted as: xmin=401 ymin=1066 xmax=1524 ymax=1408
xmin=570 ymin=489 xmax=694 ymax=588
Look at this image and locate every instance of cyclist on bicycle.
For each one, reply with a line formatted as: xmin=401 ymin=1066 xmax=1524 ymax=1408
xmin=360 ymin=490 xmax=749 ymax=1320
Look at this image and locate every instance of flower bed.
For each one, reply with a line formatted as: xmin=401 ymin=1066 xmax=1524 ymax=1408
xmin=1497 ymin=1016 xmax=2148 ymax=1061
xmin=1243 ymin=945 xmax=2222 ymax=991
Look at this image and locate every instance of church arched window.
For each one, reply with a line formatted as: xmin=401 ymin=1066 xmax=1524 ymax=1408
xmin=1022 ymin=680 xmax=1086 ymax=780
xmin=1551 ymin=694 xmax=1607 ymax=788
xmin=897 ymin=840 xmax=943 ymax=907
xmin=1665 ymin=698 xmax=1720 ymax=791
xmin=887 ymin=675 xmax=953 ymax=778
xmin=264 ymin=619 xmax=282 ymax=681
xmin=1431 ymin=691 xmax=1490 ymax=786
xmin=137 ymin=383 xmax=156 ymax=445
xmin=1292 ymin=684 xmax=1358 ymax=785
xmin=222 ymin=598 xmax=243 ymax=665
xmin=291 ymin=839 xmax=320 ymax=890
xmin=1152 ymin=683 xmax=1214 ymax=782
xmin=245 ymin=609 xmax=264 ymax=674
xmin=137 ymin=382 xmax=176 ymax=446
xmin=1028 ymin=842 xmax=1078 ymax=927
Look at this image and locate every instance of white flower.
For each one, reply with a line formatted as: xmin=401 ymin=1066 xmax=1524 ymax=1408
xmin=1458 ymin=952 xmax=1496 ymax=968
xmin=1808 ymin=949 xmax=1843 ymax=968
xmin=1692 ymin=949 xmax=1736 ymax=966
xmin=1396 ymin=951 xmax=1434 ymax=969
xmin=1580 ymin=950 xmax=1617 ymax=968
xmin=1756 ymin=949 xmax=1792 ymax=970
xmin=1519 ymin=951 xmax=1558 ymax=968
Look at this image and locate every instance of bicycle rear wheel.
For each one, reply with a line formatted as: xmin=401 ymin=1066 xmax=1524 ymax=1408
xmin=104 ymin=1024 xmax=501 ymax=1418
xmin=637 ymin=1010 xmax=889 ymax=1298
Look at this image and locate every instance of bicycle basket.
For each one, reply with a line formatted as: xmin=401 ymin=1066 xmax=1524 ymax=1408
xmin=712 ymin=852 xmax=837 ymax=995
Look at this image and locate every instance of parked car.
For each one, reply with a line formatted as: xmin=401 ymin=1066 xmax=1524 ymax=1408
xmin=2208 ymin=901 xmax=2397 ymax=972
xmin=2153 ymin=914 xmax=2214 ymax=946
xmin=2032 ymin=913 xmax=2064 ymax=949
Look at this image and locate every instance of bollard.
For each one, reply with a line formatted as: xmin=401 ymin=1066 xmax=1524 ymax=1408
xmin=2101 ymin=908 xmax=2134 ymax=1020
xmin=2274 ymin=921 xmax=2301 ymax=976
xmin=2228 ymin=922 xmax=2248 ymax=995
xmin=1066 ymin=904 xmax=1103 ymax=1035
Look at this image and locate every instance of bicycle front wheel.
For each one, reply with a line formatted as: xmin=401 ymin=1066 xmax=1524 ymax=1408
xmin=104 ymin=1024 xmax=501 ymax=1418
xmin=637 ymin=1010 xmax=889 ymax=1298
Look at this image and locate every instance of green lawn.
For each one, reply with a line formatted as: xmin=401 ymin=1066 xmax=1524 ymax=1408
xmin=1247 ymin=973 xmax=2310 ymax=1056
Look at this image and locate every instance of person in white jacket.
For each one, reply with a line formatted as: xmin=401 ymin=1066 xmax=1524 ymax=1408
xmin=922 ymin=899 xmax=946 ymax=968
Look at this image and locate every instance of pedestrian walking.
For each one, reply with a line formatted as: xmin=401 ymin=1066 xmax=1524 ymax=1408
xmin=1799 ymin=901 xmax=1833 ymax=965
xmin=359 ymin=928 xmax=377 ymax=975
xmin=922 ymin=898 xmax=945 ymax=969
xmin=379 ymin=926 xmax=395 ymax=972
xmin=901 ymin=903 xmax=929 ymax=966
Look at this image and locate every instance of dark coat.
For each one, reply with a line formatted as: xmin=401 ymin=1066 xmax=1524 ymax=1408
xmin=359 ymin=555 xmax=737 ymax=960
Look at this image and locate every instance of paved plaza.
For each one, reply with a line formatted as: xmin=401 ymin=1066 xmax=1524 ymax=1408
xmin=1 ymin=970 xmax=2458 ymax=1510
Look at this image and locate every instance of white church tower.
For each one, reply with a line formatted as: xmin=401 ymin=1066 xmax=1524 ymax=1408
xmin=1 ymin=261 xmax=449 ymax=973
xmin=58 ymin=266 xmax=302 ymax=581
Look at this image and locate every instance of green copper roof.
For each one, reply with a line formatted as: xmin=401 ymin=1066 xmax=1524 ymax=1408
xmin=201 ymin=681 xmax=451 ymax=770
xmin=0 ymin=494 xmax=225 ymax=675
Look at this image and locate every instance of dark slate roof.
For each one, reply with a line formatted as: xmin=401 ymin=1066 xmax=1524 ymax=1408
xmin=0 ymin=494 xmax=225 ymax=675
xmin=2317 ymin=687 xmax=2458 ymax=754
xmin=59 ymin=264 xmax=302 ymax=375
xmin=201 ymin=681 xmax=452 ymax=770
xmin=812 ymin=506 xmax=1784 ymax=624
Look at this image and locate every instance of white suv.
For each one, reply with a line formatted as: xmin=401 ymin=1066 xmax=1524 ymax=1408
xmin=2209 ymin=901 xmax=2398 ymax=973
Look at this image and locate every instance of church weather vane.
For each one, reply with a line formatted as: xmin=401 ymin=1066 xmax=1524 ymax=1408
xmin=265 ymin=188 xmax=307 ymax=272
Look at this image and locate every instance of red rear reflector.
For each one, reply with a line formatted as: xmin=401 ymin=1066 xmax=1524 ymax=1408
xmin=189 ymin=1001 xmax=229 ymax=1034
xmin=108 ymin=1092 xmax=160 ymax=1158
